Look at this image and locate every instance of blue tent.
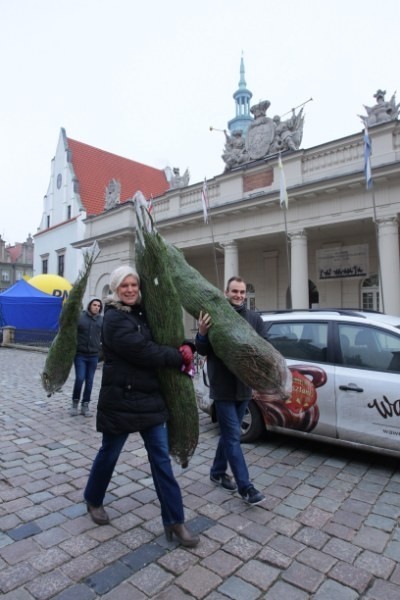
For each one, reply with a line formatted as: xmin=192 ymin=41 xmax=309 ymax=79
xmin=0 ymin=279 xmax=62 ymax=331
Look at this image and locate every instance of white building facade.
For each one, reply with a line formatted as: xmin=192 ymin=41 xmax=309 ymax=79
xmin=75 ymin=121 xmax=400 ymax=337
xmin=34 ymin=129 xmax=87 ymax=284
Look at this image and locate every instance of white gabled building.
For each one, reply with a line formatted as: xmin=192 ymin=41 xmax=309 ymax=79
xmin=33 ymin=127 xmax=171 ymax=299
xmin=35 ymin=128 xmax=87 ymax=284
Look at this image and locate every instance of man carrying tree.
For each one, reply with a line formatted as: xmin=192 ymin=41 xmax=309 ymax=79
xmin=195 ymin=276 xmax=266 ymax=506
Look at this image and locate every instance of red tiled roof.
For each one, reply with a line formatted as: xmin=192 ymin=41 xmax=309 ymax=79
xmin=67 ymin=137 xmax=170 ymax=216
xmin=7 ymin=244 xmax=22 ymax=263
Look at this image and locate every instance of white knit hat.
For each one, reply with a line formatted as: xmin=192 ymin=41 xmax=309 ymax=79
xmin=109 ymin=265 xmax=140 ymax=301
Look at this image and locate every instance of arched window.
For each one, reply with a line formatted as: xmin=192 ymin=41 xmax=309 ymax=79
xmin=361 ymin=274 xmax=380 ymax=311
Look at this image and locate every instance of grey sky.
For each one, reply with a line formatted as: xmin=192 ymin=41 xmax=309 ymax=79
xmin=1 ymin=0 xmax=399 ymax=243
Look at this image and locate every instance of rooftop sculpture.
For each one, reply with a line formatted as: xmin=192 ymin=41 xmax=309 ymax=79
xmin=169 ymin=167 xmax=190 ymax=189
xmin=222 ymin=99 xmax=305 ymax=171
xmin=104 ymin=178 xmax=121 ymax=210
xmin=360 ymin=89 xmax=400 ymax=127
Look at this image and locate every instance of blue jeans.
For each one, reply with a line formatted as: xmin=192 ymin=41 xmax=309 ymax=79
xmin=84 ymin=423 xmax=185 ymax=526
xmin=211 ymin=400 xmax=251 ymax=495
xmin=72 ymin=354 xmax=99 ymax=403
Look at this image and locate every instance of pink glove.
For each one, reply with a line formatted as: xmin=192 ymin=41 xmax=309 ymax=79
xmin=179 ymin=344 xmax=193 ymax=365
xmin=181 ymin=362 xmax=196 ymax=378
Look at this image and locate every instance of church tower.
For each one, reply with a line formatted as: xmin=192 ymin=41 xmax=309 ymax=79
xmin=227 ymin=55 xmax=253 ymax=135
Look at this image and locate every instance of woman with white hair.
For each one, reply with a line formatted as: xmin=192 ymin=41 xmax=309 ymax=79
xmin=83 ymin=265 xmax=199 ymax=547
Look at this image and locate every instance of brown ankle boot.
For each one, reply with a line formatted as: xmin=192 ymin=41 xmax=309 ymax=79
xmin=86 ymin=503 xmax=110 ymax=525
xmin=164 ymin=523 xmax=200 ymax=547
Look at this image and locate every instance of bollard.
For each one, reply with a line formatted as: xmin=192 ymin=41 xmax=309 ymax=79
xmin=2 ymin=326 xmax=16 ymax=345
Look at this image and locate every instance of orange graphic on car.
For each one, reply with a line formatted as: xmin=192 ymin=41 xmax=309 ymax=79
xmin=253 ymin=364 xmax=327 ymax=432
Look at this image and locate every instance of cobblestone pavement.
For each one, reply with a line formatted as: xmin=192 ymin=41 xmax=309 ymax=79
xmin=1 ymin=347 xmax=400 ymax=599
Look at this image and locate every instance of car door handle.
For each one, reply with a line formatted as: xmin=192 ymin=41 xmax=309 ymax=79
xmin=339 ymin=384 xmax=364 ymax=392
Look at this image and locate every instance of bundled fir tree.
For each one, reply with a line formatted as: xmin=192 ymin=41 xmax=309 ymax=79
xmin=41 ymin=242 xmax=101 ymax=397
xmin=135 ymin=195 xmax=199 ymax=468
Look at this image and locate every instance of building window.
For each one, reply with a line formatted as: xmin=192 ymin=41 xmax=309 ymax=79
xmin=15 ymin=270 xmax=23 ymax=281
xmin=42 ymin=259 xmax=48 ymax=274
xmin=361 ymin=274 xmax=380 ymax=312
xmin=67 ymin=205 xmax=71 ymax=219
xmin=58 ymin=254 xmax=65 ymax=277
xmin=46 ymin=215 xmax=50 ymax=228
xmin=246 ymin=283 xmax=256 ymax=310
xmin=1 ymin=270 xmax=10 ymax=282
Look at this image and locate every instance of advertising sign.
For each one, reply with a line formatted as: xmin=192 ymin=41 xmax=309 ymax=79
xmin=317 ymin=244 xmax=369 ymax=280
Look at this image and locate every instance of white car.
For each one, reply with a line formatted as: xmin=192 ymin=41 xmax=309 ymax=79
xmin=197 ymin=309 xmax=400 ymax=458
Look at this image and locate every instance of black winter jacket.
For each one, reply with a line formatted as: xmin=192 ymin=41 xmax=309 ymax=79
xmin=195 ymin=304 xmax=266 ymax=403
xmin=96 ymin=301 xmax=183 ymax=434
xmin=76 ymin=309 xmax=103 ymax=356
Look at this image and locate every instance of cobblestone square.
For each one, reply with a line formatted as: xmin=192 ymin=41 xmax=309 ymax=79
xmin=1 ymin=347 xmax=400 ymax=598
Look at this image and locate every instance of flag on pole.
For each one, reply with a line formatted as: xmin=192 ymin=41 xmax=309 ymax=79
xmin=278 ymin=154 xmax=289 ymax=209
xmin=363 ymin=125 xmax=372 ymax=190
xmin=201 ymin=178 xmax=209 ymax=223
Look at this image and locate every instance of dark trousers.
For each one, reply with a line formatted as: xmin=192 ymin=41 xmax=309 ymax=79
xmin=211 ymin=400 xmax=251 ymax=495
xmin=72 ymin=354 xmax=99 ymax=403
xmin=84 ymin=423 xmax=185 ymax=526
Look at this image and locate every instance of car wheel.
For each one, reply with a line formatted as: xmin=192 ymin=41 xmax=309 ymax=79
xmin=240 ymin=399 xmax=264 ymax=443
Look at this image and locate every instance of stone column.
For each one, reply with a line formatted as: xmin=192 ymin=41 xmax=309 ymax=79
xmin=289 ymin=231 xmax=309 ymax=309
xmin=377 ymin=217 xmax=400 ymax=315
xmin=222 ymin=241 xmax=239 ymax=289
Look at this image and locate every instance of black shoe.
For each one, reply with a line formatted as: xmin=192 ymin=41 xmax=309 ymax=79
xmin=210 ymin=473 xmax=237 ymax=491
xmin=241 ymin=485 xmax=265 ymax=506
